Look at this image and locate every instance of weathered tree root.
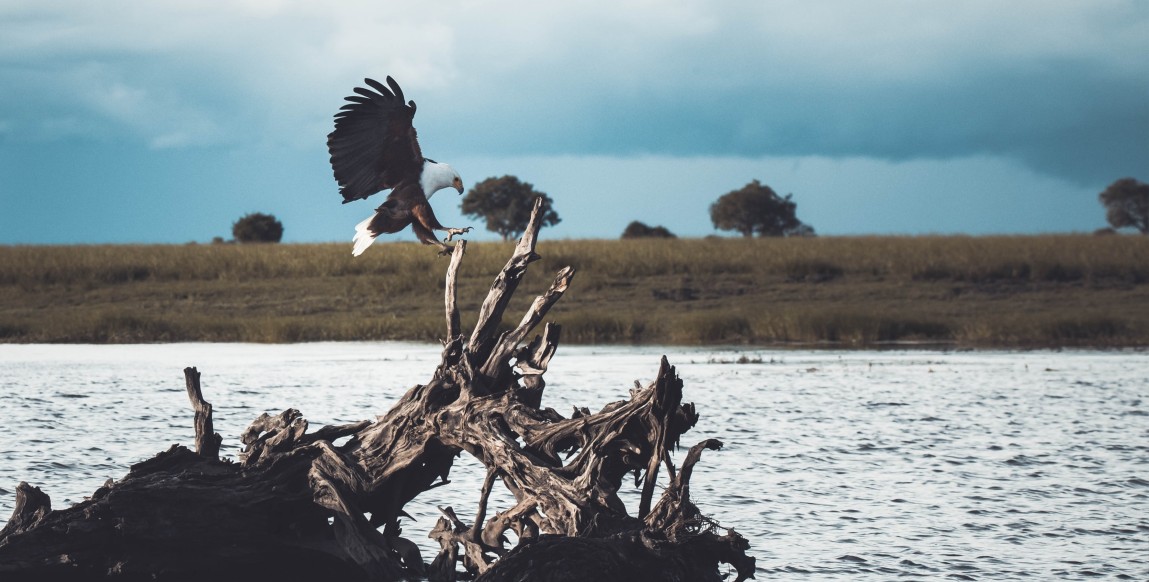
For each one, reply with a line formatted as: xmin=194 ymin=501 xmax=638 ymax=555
xmin=0 ymin=198 xmax=755 ymax=581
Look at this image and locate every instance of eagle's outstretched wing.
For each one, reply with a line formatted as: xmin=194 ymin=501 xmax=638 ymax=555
xmin=327 ymin=77 xmax=424 ymax=204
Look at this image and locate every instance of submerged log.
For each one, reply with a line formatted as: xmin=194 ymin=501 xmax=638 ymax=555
xmin=0 ymin=198 xmax=755 ymax=581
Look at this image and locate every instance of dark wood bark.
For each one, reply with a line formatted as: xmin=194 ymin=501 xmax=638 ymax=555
xmin=0 ymin=198 xmax=755 ymax=581
xmin=183 ymin=366 xmax=221 ymax=460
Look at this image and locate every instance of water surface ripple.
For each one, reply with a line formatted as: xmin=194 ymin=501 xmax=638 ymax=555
xmin=1 ymin=344 xmax=1146 ymax=580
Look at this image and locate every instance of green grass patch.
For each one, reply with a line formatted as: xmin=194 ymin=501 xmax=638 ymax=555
xmin=3 ymin=235 xmax=1149 ymax=347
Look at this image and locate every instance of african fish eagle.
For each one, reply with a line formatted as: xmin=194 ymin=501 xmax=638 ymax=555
xmin=327 ymin=77 xmax=470 ymax=256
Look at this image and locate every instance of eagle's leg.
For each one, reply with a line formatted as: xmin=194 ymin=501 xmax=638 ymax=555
xmin=444 ymin=227 xmax=472 ymax=242
xmin=411 ymin=220 xmax=454 ymax=255
xmin=411 ymin=204 xmax=468 ymax=254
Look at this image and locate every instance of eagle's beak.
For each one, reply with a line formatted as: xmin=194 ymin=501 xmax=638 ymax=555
xmin=454 ymin=182 xmax=464 ymax=194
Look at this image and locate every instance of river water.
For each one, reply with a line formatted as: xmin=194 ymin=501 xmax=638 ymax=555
xmin=1 ymin=343 xmax=1146 ymax=580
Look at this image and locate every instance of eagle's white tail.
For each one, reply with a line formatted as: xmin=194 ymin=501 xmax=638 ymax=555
xmin=352 ymin=213 xmax=378 ymax=257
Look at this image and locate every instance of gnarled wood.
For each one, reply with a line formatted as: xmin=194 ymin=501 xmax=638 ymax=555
xmin=444 ymin=239 xmax=466 ymax=340
xmin=0 ymin=484 xmax=50 ymax=541
xmin=183 ymin=366 xmax=221 ymax=460
xmin=467 ymin=198 xmax=547 ymax=364
xmin=1 ymin=196 xmax=755 ymax=581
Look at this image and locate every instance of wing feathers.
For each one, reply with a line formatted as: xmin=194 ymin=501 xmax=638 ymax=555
xmin=327 ymin=77 xmax=424 ymax=203
xmin=385 ymin=76 xmax=405 ymax=103
xmin=365 ymin=77 xmax=395 ymax=98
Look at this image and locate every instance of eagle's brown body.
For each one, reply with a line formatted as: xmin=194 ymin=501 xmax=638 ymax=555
xmin=364 ymin=182 xmax=453 ymax=246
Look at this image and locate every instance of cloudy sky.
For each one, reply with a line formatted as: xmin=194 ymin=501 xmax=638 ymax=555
xmin=1 ymin=0 xmax=1146 ymax=244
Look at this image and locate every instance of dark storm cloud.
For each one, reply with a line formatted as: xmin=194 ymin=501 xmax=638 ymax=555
xmin=4 ymin=1 xmax=1145 ymax=182
xmin=428 ymin=4 xmax=1148 ymax=186
xmin=1 ymin=1 xmax=1146 ymax=243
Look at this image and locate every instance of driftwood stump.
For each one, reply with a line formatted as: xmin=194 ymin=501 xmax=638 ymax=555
xmin=0 ymin=199 xmax=755 ymax=581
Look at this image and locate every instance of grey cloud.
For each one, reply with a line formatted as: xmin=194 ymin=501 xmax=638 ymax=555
xmin=429 ymin=8 xmax=1149 ymax=186
xmin=2 ymin=1 xmax=1146 ymax=186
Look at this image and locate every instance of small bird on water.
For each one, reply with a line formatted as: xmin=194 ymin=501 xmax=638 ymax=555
xmin=327 ymin=76 xmax=471 ymax=256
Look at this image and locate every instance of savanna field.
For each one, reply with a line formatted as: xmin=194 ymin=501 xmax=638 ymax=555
xmin=2 ymin=235 xmax=1148 ymax=347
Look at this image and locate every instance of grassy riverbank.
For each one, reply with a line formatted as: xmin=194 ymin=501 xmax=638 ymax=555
xmin=2 ymin=235 xmax=1148 ymax=347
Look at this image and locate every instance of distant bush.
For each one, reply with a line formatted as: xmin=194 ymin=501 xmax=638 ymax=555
xmin=621 ymin=221 xmax=676 ymax=239
xmin=1099 ymin=177 xmax=1149 ymax=234
xmin=232 ymin=213 xmax=284 ymax=243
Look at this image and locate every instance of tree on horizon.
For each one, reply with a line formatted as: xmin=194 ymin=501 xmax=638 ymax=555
xmin=1099 ymin=177 xmax=1149 ymax=234
xmin=232 ymin=212 xmax=284 ymax=243
xmin=461 ymin=176 xmax=560 ymax=241
xmin=709 ymin=180 xmax=814 ymax=237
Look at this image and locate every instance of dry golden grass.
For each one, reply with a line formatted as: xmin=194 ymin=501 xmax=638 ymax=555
xmin=2 ymin=235 xmax=1148 ymax=347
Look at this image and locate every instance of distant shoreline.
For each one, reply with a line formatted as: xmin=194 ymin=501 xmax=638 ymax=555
xmin=3 ymin=235 xmax=1148 ymax=349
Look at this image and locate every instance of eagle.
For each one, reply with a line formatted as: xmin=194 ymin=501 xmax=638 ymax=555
xmin=327 ymin=77 xmax=471 ymax=256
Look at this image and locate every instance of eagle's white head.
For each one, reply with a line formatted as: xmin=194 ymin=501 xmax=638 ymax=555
xmin=421 ymin=159 xmax=464 ymax=199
